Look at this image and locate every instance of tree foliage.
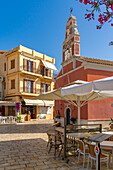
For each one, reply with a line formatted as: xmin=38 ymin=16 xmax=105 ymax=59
xmin=77 ymin=0 xmax=113 ymax=45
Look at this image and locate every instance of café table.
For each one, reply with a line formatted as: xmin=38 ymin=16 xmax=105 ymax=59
xmin=55 ymin=127 xmax=64 ymax=134
xmin=67 ymin=132 xmax=92 ymax=139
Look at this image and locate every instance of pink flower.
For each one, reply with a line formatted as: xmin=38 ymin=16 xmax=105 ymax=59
xmin=104 ymin=16 xmax=107 ymax=22
xmin=111 ymin=5 xmax=113 ymax=11
xmin=87 ymin=14 xmax=91 ymax=18
xmin=84 ymin=0 xmax=88 ymax=5
xmin=99 ymin=14 xmax=102 ymax=18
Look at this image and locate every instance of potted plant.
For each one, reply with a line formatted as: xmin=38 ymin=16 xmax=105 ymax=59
xmin=17 ymin=116 xmax=21 ymax=123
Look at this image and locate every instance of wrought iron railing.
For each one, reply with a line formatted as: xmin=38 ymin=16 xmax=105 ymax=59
xmin=20 ymin=87 xmax=40 ymax=94
xmin=19 ymin=65 xmax=53 ymax=78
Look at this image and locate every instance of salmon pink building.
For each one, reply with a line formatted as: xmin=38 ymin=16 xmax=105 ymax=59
xmin=54 ymin=14 xmax=113 ymax=126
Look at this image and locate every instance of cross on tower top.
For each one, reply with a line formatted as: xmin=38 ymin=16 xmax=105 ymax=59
xmin=70 ymin=8 xmax=73 ymax=14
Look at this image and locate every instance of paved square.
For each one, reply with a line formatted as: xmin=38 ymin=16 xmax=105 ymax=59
xmin=0 ymin=120 xmax=111 ymax=169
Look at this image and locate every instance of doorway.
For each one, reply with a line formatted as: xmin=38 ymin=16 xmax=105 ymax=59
xmin=66 ymin=108 xmax=70 ymax=125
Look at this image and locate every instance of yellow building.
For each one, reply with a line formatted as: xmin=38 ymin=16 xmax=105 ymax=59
xmin=0 ymin=45 xmax=57 ymax=121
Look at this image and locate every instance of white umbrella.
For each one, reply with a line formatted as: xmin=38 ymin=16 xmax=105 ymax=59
xmin=61 ymin=76 xmax=113 ymax=124
xmin=33 ymin=77 xmax=113 ymax=124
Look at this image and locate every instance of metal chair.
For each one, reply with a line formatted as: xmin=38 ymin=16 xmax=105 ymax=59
xmin=77 ymin=140 xmax=89 ymax=168
xmin=47 ymin=130 xmax=63 ymax=157
xmin=47 ymin=129 xmax=56 ymax=147
xmin=87 ymin=143 xmax=108 ymax=169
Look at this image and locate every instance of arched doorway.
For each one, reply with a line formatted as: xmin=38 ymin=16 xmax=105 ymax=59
xmin=66 ymin=108 xmax=70 ymax=125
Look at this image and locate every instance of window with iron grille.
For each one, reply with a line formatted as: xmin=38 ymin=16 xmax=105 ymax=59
xmin=11 ymin=79 xmax=15 ymax=89
xmin=11 ymin=59 xmax=15 ymax=69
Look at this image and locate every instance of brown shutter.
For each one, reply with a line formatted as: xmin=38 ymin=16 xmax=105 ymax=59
xmin=33 ymin=62 xmax=36 ymax=73
xmin=40 ymin=65 xmax=43 ymax=75
xmin=23 ymin=79 xmax=27 ymax=92
xmin=32 ymin=81 xmax=35 ymax=93
xmin=46 ymin=69 xmax=48 ymax=76
xmin=23 ymin=59 xmax=27 ymax=71
xmin=11 ymin=60 xmax=15 ymax=69
xmin=48 ymin=84 xmax=51 ymax=91
xmin=11 ymin=79 xmax=15 ymax=89
xmin=41 ymin=83 xmax=43 ymax=93
xmin=48 ymin=69 xmax=50 ymax=77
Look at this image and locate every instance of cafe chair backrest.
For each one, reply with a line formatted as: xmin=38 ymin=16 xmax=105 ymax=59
xmin=87 ymin=143 xmax=96 ymax=157
xmin=78 ymin=140 xmax=85 ymax=153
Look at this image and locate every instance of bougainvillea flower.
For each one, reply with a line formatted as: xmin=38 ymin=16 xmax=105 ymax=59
xmin=84 ymin=0 xmax=88 ymax=5
xmin=104 ymin=16 xmax=107 ymax=22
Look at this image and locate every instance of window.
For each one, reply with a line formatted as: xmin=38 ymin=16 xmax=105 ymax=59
xmin=41 ymin=83 xmax=50 ymax=93
xmin=11 ymin=59 xmax=15 ymax=69
xmin=11 ymin=79 xmax=15 ymax=89
xmin=27 ymin=60 xmax=33 ymax=72
xmin=8 ymin=106 xmax=15 ymax=116
xmin=27 ymin=80 xmax=32 ymax=93
xmin=4 ymin=63 xmax=6 ymax=71
xmin=0 ymin=91 xmax=1 ymax=98
xmin=23 ymin=79 xmax=35 ymax=93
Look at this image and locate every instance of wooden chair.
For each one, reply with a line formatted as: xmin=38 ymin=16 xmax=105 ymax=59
xmin=77 ymin=140 xmax=89 ymax=168
xmin=87 ymin=143 xmax=108 ymax=169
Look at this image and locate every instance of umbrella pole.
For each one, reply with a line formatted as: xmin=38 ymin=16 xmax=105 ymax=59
xmin=77 ymin=96 xmax=80 ymax=125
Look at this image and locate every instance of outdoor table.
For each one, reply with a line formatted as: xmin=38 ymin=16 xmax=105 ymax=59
xmin=100 ymin=141 xmax=113 ymax=167
xmin=87 ymin=133 xmax=113 ymax=170
xmin=55 ymin=127 xmax=64 ymax=134
xmin=67 ymin=132 xmax=91 ymax=140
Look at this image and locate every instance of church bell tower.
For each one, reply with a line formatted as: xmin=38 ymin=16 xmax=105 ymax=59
xmin=62 ymin=14 xmax=80 ymax=63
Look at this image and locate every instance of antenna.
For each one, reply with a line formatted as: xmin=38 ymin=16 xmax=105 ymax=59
xmin=70 ymin=8 xmax=73 ymax=14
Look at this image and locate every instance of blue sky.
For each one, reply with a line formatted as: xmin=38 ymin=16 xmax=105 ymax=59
xmin=0 ymin=0 xmax=113 ymax=71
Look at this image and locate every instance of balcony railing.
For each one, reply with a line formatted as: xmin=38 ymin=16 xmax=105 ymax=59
xmin=20 ymin=65 xmax=41 ymax=74
xmin=19 ymin=65 xmax=53 ymax=78
xmin=20 ymin=87 xmax=40 ymax=94
xmin=42 ymin=72 xmax=53 ymax=78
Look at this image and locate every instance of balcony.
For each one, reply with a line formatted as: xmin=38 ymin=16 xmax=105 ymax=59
xmin=19 ymin=65 xmax=42 ymax=77
xmin=19 ymin=65 xmax=53 ymax=78
xmin=20 ymin=87 xmax=40 ymax=94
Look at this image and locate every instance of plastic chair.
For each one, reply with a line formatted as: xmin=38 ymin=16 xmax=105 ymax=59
xmin=87 ymin=143 xmax=108 ymax=169
xmin=77 ymin=140 xmax=89 ymax=168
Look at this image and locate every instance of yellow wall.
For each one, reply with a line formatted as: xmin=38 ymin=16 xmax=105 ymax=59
xmin=0 ymin=44 xmax=56 ymax=120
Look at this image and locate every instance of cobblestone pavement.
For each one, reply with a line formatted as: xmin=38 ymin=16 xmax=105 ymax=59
xmin=0 ymin=120 xmax=111 ymax=170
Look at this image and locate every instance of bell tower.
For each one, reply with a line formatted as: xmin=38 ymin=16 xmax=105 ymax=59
xmin=62 ymin=14 xmax=80 ymax=63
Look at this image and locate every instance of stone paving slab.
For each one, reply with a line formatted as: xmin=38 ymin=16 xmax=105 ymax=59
xmin=0 ymin=120 xmax=111 ymax=169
